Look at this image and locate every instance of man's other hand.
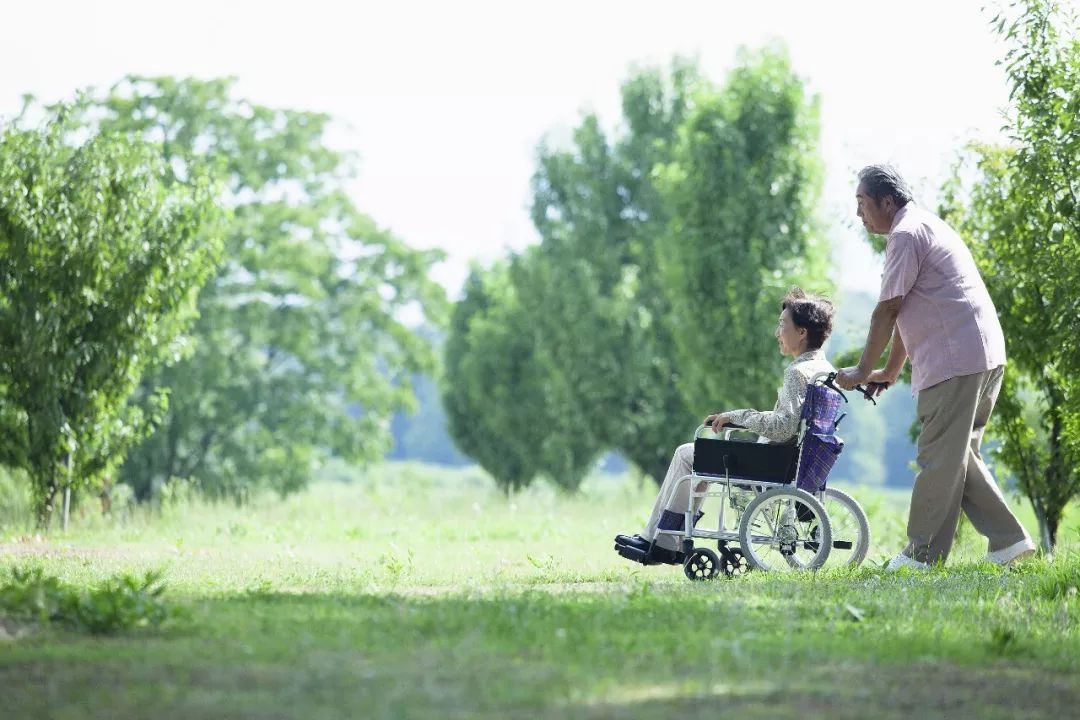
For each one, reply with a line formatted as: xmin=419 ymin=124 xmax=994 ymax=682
xmin=865 ymin=369 xmax=897 ymax=397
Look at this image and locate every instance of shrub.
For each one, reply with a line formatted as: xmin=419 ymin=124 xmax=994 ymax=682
xmin=0 ymin=567 xmax=179 ymax=635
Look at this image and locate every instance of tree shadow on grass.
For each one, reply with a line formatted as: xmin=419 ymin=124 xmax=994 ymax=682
xmin=2 ymin=589 xmax=1079 ymax=720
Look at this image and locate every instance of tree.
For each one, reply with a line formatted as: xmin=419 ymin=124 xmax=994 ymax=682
xmin=442 ymin=266 xmax=550 ymax=492
xmin=942 ymin=146 xmax=1079 ymax=551
xmin=938 ymin=0 xmax=1080 ymax=550
xmin=64 ymin=77 xmax=447 ymax=501
xmin=655 ymin=45 xmax=830 ymax=417
xmin=443 ymin=49 xmax=830 ymax=491
xmin=443 ymin=61 xmax=703 ymax=492
xmin=0 ymin=118 xmax=222 ymax=525
xmin=528 ymin=61 xmax=701 ymax=485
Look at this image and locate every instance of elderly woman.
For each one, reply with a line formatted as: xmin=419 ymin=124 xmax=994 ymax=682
xmin=615 ymin=288 xmax=836 ymax=564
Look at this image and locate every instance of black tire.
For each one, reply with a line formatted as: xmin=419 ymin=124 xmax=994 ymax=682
xmin=683 ymin=548 xmax=721 ymax=580
xmin=819 ymin=487 xmax=871 ymax=567
xmin=719 ymin=546 xmax=750 ymax=577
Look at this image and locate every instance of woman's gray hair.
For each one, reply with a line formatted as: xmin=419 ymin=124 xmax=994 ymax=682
xmin=857 ymin=164 xmax=913 ymax=206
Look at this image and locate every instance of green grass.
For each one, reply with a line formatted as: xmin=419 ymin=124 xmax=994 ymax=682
xmin=2 ymin=462 xmax=1080 ymax=719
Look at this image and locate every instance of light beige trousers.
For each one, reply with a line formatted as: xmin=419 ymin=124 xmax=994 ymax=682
xmin=905 ymin=366 xmax=1030 ymax=564
xmin=641 ymin=443 xmax=707 ymax=551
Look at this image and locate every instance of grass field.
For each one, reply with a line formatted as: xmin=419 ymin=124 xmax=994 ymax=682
xmin=2 ymin=462 xmax=1080 ymax=719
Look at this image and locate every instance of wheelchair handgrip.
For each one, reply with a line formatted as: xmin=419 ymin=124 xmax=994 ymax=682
xmin=822 ymin=372 xmax=884 ymax=406
xmin=854 ymin=383 xmax=886 ymax=406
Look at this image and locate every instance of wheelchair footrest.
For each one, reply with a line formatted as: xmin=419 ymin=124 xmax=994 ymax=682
xmin=616 ymin=543 xmax=650 ymax=564
xmin=614 ymin=541 xmax=687 ymax=566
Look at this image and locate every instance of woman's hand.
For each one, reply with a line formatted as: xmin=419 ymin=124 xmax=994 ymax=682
xmin=704 ymin=413 xmax=731 ymax=433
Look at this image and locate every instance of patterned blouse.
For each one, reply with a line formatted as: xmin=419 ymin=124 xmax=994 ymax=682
xmin=725 ymin=349 xmax=836 ymax=443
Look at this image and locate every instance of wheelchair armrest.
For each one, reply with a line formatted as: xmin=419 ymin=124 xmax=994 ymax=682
xmin=695 ymin=422 xmax=758 ymax=441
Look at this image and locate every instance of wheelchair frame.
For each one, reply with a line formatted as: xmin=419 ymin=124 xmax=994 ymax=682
xmin=655 ymin=430 xmax=833 ymax=573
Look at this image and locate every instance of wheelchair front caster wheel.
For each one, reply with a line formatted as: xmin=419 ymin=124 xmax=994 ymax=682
xmin=719 ymin=547 xmax=750 ymax=577
xmin=683 ymin=548 xmax=721 ymax=580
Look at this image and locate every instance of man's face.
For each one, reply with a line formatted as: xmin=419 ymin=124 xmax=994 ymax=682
xmin=855 ymin=182 xmax=893 ymax=235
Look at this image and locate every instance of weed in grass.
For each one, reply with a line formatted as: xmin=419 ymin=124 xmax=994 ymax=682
xmin=988 ymin=623 xmax=1028 ymax=658
xmin=627 ymin=577 xmax=653 ymax=603
xmin=74 ymin=570 xmax=178 ymax=634
xmin=0 ymin=566 xmax=68 ymax=627
xmin=842 ymin=602 xmax=866 ymax=622
xmin=244 ymin=578 xmax=275 ymax=596
xmin=1033 ymin=556 xmax=1080 ymax=601
xmin=526 ymin=553 xmax=558 ymax=575
xmin=377 ymin=544 xmax=415 ymax=584
xmin=344 ymin=525 xmax=367 ymax=540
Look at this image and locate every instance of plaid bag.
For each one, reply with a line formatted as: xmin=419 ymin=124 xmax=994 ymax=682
xmin=795 ymin=383 xmax=845 ymax=492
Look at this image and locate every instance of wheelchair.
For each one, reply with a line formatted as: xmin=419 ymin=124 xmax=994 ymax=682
xmin=616 ymin=372 xmax=873 ymax=580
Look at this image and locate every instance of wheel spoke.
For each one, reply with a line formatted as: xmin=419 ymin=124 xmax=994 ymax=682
xmin=739 ymin=488 xmax=831 ymax=572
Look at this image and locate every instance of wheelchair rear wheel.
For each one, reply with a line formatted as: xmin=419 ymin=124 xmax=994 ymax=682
xmin=683 ymin=548 xmax=721 ymax=580
xmin=738 ymin=487 xmax=832 ymax=572
xmin=819 ymin=487 xmax=871 ymax=567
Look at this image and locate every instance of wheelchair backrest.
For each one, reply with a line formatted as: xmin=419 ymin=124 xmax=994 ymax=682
xmin=795 ymin=381 xmax=846 ymax=492
xmin=801 ymin=382 xmax=844 ymax=435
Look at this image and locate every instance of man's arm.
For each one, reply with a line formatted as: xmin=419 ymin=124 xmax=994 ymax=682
xmin=863 ymin=325 xmax=908 ymax=396
xmin=863 ymin=296 xmax=904 ymax=371
xmin=836 ymin=296 xmax=903 ymax=389
xmin=880 ymin=325 xmax=908 ymax=379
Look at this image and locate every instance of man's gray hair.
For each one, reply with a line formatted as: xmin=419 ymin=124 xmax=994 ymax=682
xmin=857 ymin=164 xmax=914 ymax=206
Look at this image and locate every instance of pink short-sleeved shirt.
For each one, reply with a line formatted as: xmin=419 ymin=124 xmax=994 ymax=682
xmin=879 ymin=204 xmax=1006 ymax=393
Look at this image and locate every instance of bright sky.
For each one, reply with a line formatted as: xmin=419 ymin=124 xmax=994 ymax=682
xmin=1 ymin=0 xmax=1022 ymax=295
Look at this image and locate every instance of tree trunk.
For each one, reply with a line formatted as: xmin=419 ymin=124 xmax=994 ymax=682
xmin=1032 ymin=496 xmax=1054 ymax=553
xmin=36 ymin=479 xmax=57 ymax=531
xmin=61 ymin=453 xmax=72 ymax=532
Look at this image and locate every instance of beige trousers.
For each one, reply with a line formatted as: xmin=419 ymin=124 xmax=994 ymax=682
xmin=905 ymin=366 xmax=1030 ymax=564
xmin=641 ymin=443 xmax=707 ymax=551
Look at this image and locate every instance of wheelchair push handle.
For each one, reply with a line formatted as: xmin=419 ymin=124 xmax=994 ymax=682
xmin=822 ymin=372 xmax=886 ymax=406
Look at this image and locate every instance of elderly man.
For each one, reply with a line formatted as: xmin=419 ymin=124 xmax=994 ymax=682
xmin=836 ymin=164 xmax=1035 ymax=570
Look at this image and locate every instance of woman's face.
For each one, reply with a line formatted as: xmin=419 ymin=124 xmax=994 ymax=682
xmin=776 ymin=308 xmax=808 ymax=358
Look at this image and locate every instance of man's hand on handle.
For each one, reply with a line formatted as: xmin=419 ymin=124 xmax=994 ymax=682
xmin=835 ymin=366 xmax=868 ymax=391
xmin=837 ymin=366 xmax=895 ymax=399
xmin=864 ymin=369 xmax=897 ymax=398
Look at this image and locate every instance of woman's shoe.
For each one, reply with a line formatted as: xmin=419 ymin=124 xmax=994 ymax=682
xmin=615 ymin=536 xmax=652 ymax=554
